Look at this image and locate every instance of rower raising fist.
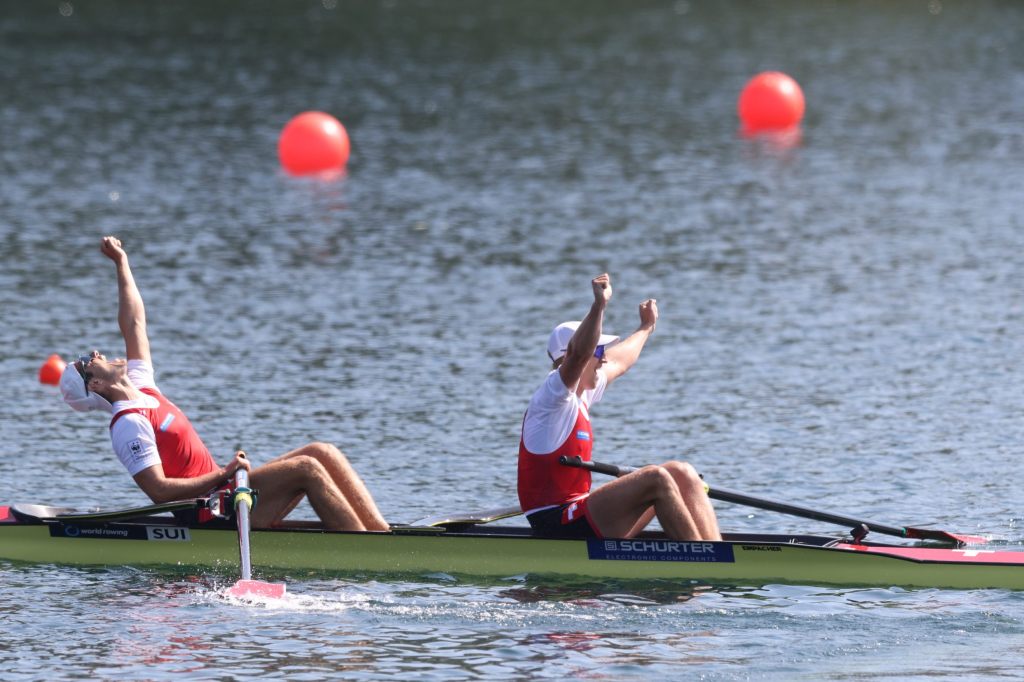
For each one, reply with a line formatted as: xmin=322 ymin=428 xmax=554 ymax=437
xmin=592 ymin=273 xmax=612 ymax=306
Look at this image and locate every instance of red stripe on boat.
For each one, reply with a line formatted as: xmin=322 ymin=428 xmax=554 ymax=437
xmin=836 ymin=543 xmax=1024 ymax=564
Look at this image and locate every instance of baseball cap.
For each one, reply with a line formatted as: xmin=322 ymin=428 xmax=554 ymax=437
xmin=547 ymin=321 xmax=619 ymax=363
xmin=59 ymin=360 xmax=113 ymax=413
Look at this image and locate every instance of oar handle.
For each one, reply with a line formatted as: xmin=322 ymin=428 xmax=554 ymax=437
xmin=558 ymin=455 xmax=636 ymax=477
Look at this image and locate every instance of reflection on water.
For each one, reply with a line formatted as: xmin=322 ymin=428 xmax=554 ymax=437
xmin=499 ymin=577 xmax=710 ymax=606
xmin=2 ymin=561 xmax=1024 ymax=679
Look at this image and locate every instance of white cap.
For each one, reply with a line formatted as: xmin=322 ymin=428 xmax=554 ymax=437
xmin=546 ymin=321 xmax=619 ymax=363
xmin=59 ymin=361 xmax=112 ymax=413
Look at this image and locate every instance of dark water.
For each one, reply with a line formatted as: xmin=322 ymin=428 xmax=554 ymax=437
xmin=2 ymin=1 xmax=1024 ymax=679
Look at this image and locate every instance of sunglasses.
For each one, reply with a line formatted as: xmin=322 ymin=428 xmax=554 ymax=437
xmin=75 ymin=352 xmax=95 ymax=394
xmin=593 ymin=345 xmax=605 ymax=360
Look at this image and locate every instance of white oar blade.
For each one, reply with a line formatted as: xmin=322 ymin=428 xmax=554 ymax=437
xmin=226 ymin=579 xmax=287 ymax=599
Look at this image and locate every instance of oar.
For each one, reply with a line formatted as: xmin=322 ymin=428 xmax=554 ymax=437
xmin=226 ymin=457 xmax=287 ymax=599
xmin=559 ymin=456 xmax=985 ymax=546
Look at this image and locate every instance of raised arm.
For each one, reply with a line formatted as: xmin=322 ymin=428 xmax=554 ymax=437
xmin=100 ymin=236 xmax=151 ymax=363
xmin=559 ymin=273 xmax=612 ymax=389
xmin=602 ymin=298 xmax=658 ymax=383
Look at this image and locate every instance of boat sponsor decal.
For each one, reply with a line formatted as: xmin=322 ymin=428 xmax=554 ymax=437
xmin=49 ymin=523 xmax=191 ymax=541
xmin=588 ymin=539 xmax=735 ymax=563
xmin=51 ymin=522 xmax=148 ymax=540
xmin=146 ymin=526 xmax=191 ymax=541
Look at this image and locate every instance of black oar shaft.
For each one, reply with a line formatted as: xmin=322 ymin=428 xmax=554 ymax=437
xmin=560 ymin=456 xmax=975 ymax=546
xmin=706 ymin=485 xmax=907 ymax=538
xmin=559 ymin=456 xmax=907 ymax=540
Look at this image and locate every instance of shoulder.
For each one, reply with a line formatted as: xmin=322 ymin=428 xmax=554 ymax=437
xmin=532 ymin=370 xmax=574 ymax=406
xmin=110 ymin=389 xmax=160 ymax=418
xmin=127 ymin=359 xmax=160 ymax=392
xmin=110 ymin=411 xmax=156 ymax=439
xmin=522 ymin=372 xmax=582 ymax=454
xmin=525 ymin=371 xmax=578 ymax=424
xmin=110 ymin=413 xmax=160 ymax=476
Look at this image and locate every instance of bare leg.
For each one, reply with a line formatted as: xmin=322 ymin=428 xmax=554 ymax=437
xmin=247 ymin=443 xmax=388 ymax=531
xmin=587 ymin=465 xmax=703 ymax=540
xmin=248 ymin=455 xmax=360 ymax=530
xmin=662 ymin=461 xmax=721 ymax=541
xmin=264 ymin=442 xmax=388 ymax=530
xmin=624 ymin=506 xmax=657 ymax=538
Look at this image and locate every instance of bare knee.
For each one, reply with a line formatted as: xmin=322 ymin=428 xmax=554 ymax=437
xmin=635 ymin=465 xmax=677 ymax=497
xmin=663 ymin=461 xmax=705 ymax=493
xmin=304 ymin=442 xmax=349 ymax=464
xmin=663 ymin=460 xmax=698 ymax=479
xmin=293 ymin=454 xmax=332 ymax=485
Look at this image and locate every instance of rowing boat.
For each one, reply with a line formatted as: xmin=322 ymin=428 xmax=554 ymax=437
xmin=2 ymin=502 xmax=1021 ymax=590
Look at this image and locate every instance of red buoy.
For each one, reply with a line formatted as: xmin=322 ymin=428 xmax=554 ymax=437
xmin=738 ymin=72 xmax=805 ymax=132
xmin=39 ymin=354 xmax=66 ymax=385
xmin=277 ymin=111 xmax=350 ymax=176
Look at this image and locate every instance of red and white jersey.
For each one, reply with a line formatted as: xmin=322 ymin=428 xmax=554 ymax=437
xmin=108 ymin=361 xmax=216 ymax=479
xmin=518 ymin=369 xmax=607 ymax=515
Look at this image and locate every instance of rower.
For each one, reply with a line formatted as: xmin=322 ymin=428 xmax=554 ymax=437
xmin=59 ymin=236 xmax=388 ymax=532
xmin=517 ymin=273 xmax=721 ymax=542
